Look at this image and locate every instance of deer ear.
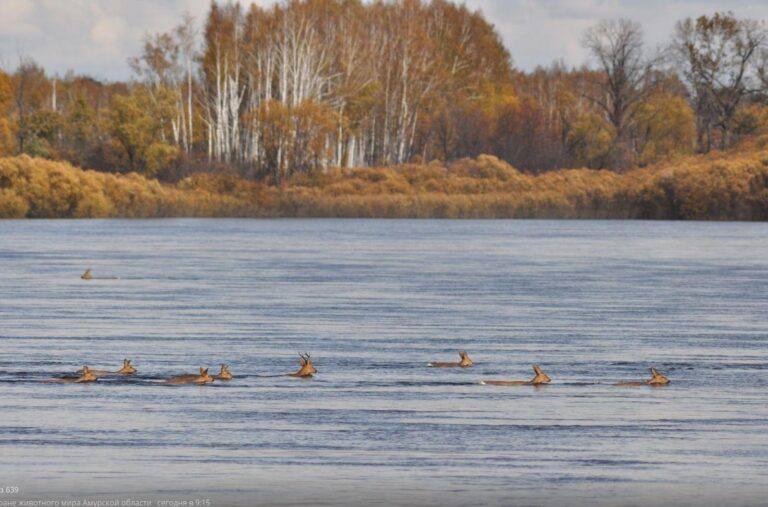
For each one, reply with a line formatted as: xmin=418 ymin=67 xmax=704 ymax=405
xmin=203 ymin=368 xmax=208 ymax=375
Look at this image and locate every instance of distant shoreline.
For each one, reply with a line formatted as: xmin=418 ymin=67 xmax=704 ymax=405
xmin=1 ymin=150 xmax=767 ymax=221
xmin=0 ymin=216 xmax=764 ymax=223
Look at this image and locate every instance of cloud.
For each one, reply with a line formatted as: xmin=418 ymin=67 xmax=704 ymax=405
xmin=0 ymin=0 xmax=40 ymax=38
xmin=0 ymin=0 xmax=211 ymax=77
xmin=464 ymin=0 xmax=768 ymax=70
xmin=90 ymin=15 xmax=127 ymax=54
xmin=0 ymin=0 xmax=767 ymax=79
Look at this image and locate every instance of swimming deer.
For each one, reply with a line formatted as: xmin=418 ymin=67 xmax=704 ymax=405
xmin=213 ymin=364 xmax=232 ymax=380
xmin=81 ymin=269 xmax=118 ymax=280
xmin=480 ymin=365 xmax=552 ymax=386
xmin=289 ymin=353 xmax=317 ymax=378
xmin=615 ymin=367 xmax=670 ymax=387
xmin=48 ymin=366 xmax=98 ymax=383
xmin=428 ymin=351 xmax=473 ymax=368
xmin=164 ymin=367 xmax=215 ymax=385
xmin=78 ymin=359 xmax=136 ymax=377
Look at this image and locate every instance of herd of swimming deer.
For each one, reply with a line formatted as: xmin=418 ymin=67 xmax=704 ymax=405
xmin=47 ymin=355 xmax=316 ymax=384
xmin=70 ymin=270 xmax=671 ymax=387
xmin=46 ymin=352 xmax=670 ymax=387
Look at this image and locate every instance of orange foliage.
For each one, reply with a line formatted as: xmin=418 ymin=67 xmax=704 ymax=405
xmin=0 ymin=71 xmax=13 ymax=157
xmin=0 ymin=156 xmax=257 ymax=218
xmin=1 ymin=149 xmax=767 ymax=220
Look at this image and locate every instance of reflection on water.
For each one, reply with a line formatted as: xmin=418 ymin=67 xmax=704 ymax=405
xmin=1 ymin=219 xmax=767 ymax=506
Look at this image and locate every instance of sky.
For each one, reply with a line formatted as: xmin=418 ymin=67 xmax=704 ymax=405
xmin=1 ymin=0 xmax=768 ymax=80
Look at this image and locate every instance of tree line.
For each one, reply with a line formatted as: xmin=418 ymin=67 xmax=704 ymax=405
xmin=1 ymin=1 xmax=768 ymax=182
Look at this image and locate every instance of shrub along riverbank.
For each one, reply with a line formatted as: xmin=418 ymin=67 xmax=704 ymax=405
xmin=1 ymin=150 xmax=767 ymax=220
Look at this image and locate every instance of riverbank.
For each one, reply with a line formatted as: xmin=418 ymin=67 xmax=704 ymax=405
xmin=1 ymin=149 xmax=767 ymax=220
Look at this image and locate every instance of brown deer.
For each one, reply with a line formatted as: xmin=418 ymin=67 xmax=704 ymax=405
xmin=78 ymin=359 xmax=136 ymax=377
xmin=615 ymin=367 xmax=670 ymax=387
xmin=428 ymin=351 xmax=473 ymax=368
xmin=289 ymin=353 xmax=317 ymax=378
xmin=48 ymin=366 xmax=98 ymax=383
xmin=213 ymin=364 xmax=232 ymax=380
xmin=81 ymin=269 xmax=118 ymax=280
xmin=164 ymin=367 xmax=215 ymax=385
xmin=480 ymin=365 xmax=551 ymax=386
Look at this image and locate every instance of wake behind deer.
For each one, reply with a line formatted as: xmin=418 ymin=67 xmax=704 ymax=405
xmin=481 ymin=365 xmax=552 ymax=386
xmin=81 ymin=269 xmax=119 ymax=280
xmin=164 ymin=367 xmax=215 ymax=385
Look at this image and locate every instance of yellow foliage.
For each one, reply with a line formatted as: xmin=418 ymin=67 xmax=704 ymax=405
xmin=144 ymin=142 xmax=179 ymax=178
xmin=567 ymin=113 xmax=615 ymax=168
xmin=634 ymin=94 xmax=696 ymax=165
xmin=0 ymin=156 xmax=256 ymax=218
xmin=110 ymin=85 xmax=179 ymax=174
xmin=1 ymin=148 xmax=767 ymax=220
xmin=0 ymin=71 xmax=14 ymax=156
xmin=0 ymin=189 xmax=29 ymax=218
xmin=0 ymin=118 xmax=14 ymax=157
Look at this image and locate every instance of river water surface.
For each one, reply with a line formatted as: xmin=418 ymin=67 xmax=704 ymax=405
xmin=1 ymin=219 xmax=767 ymax=506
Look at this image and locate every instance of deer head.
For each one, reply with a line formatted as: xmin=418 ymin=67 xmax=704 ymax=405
xmin=647 ymin=367 xmax=669 ymax=385
xmin=217 ymin=364 xmax=232 ymax=380
xmin=118 ymin=359 xmax=136 ymax=374
xmin=81 ymin=269 xmax=93 ymax=280
xmin=195 ymin=367 xmax=214 ymax=384
xmin=79 ymin=366 xmax=97 ymax=382
xmin=458 ymin=351 xmax=473 ymax=367
xmin=294 ymin=353 xmax=317 ymax=377
xmin=531 ymin=365 xmax=551 ymax=385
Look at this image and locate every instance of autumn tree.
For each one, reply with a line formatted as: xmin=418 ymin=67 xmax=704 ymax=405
xmin=582 ymin=19 xmax=659 ymax=169
xmin=631 ymin=93 xmax=696 ymax=165
xmin=200 ymin=1 xmax=245 ymax=165
xmin=0 ymin=71 xmax=13 ymax=156
xmin=132 ymin=14 xmax=199 ymax=155
xmin=673 ymin=12 xmax=768 ymax=151
xmin=12 ymin=59 xmax=52 ymax=155
xmin=566 ymin=112 xmax=615 ymax=168
xmin=109 ymin=86 xmax=179 ymax=176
